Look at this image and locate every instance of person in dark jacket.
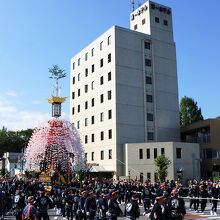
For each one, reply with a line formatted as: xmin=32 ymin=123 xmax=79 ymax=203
xmin=150 ymin=196 xmax=163 ymax=220
xmin=142 ymin=183 xmax=152 ymax=215
xmin=34 ymin=189 xmax=54 ymax=220
xmin=167 ymin=189 xmax=186 ymax=220
xmin=84 ymin=191 xmax=97 ymax=220
xmin=108 ymin=191 xmax=123 ymax=220
xmin=78 ymin=190 xmax=88 ymax=220
xmin=125 ymin=193 xmax=140 ymax=220
xmin=199 ymin=185 xmax=208 ymax=214
xmin=210 ymin=183 xmax=219 ymax=216
xmin=13 ymin=189 xmax=26 ymax=220
xmin=96 ymin=193 xmax=109 ymax=220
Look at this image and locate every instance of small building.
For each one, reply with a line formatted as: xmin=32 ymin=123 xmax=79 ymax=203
xmin=181 ymin=118 xmax=220 ymax=179
xmin=125 ymin=142 xmax=200 ymax=184
xmin=2 ymin=152 xmax=23 ymax=176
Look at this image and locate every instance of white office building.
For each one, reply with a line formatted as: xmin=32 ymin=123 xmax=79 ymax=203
xmin=70 ymin=1 xmax=181 ymax=177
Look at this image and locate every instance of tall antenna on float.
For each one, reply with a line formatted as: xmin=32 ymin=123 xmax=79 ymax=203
xmin=130 ymin=0 xmax=135 ymax=12
xmin=48 ymin=65 xmax=67 ymax=118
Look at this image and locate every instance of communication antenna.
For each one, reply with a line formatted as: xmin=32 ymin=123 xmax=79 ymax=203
xmin=130 ymin=0 xmax=135 ymax=12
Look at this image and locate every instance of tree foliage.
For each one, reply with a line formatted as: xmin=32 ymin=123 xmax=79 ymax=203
xmin=154 ymin=154 xmax=171 ymax=182
xmin=0 ymin=127 xmax=33 ymax=157
xmin=49 ymin=65 xmax=66 ymax=80
xmin=180 ymin=96 xmax=203 ymax=127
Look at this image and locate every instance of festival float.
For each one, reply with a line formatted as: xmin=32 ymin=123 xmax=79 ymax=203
xmin=24 ymin=65 xmax=86 ymax=184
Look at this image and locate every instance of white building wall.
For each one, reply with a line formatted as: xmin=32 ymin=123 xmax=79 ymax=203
xmin=70 ymin=27 xmax=117 ymax=172
xmin=70 ymin=0 xmax=180 ymax=176
xmin=125 ymin=142 xmax=200 ymax=184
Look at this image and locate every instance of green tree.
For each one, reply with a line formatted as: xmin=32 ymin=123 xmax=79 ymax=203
xmin=0 ymin=127 xmax=33 ymax=156
xmin=180 ymin=96 xmax=203 ymax=126
xmin=154 ymin=154 xmax=171 ymax=182
xmin=49 ymin=65 xmax=66 ymax=80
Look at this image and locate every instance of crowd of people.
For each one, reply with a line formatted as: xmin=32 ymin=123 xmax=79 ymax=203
xmin=0 ymin=177 xmax=220 ymax=220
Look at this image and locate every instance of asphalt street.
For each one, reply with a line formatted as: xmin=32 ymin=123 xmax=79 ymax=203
xmin=3 ymin=200 xmax=220 ymax=220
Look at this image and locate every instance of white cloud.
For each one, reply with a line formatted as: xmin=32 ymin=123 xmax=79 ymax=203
xmin=32 ymin=100 xmax=43 ymax=105
xmin=0 ymin=90 xmax=69 ymax=131
xmin=0 ymin=99 xmax=50 ymax=131
xmin=5 ymin=90 xmax=18 ymax=97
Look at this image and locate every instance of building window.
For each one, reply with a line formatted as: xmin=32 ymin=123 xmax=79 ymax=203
xmin=147 ymin=113 xmax=153 ymax=121
xmin=108 ymin=90 xmax=112 ymax=100
xmin=85 ymin=101 xmax=88 ymax=110
xmin=108 ymin=110 xmax=112 ymax=119
xmin=92 ymin=64 xmax=95 ymax=73
xmin=100 ymin=41 xmax=103 ymax=51
xmin=142 ymin=18 xmax=145 ymax=25
xmin=147 ymin=172 xmax=151 ymax=180
xmin=100 ymin=94 xmax=104 ymax=103
xmin=85 ymin=118 xmax=88 ymax=127
xmin=100 ymin=59 xmax=104 ymax=67
xmin=91 ymin=116 xmax=95 ymax=124
xmin=91 ymin=152 xmax=94 ymax=161
xmin=72 ymin=77 xmax=75 ymax=84
xmin=72 ymin=107 xmax=75 ymax=115
xmin=77 ymin=105 xmax=80 ymax=113
xmin=176 ymin=148 xmax=182 ymax=159
xmin=91 ymin=98 xmax=95 ymax=107
xmin=154 ymin=172 xmax=158 ymax=182
xmin=161 ymin=148 xmax=165 ymax=155
xmin=109 ymin=149 xmax=112 ymax=159
xmin=101 ymin=131 xmax=104 ymax=141
xmin=108 ymin=72 xmax=111 ymax=81
xmin=77 ymin=121 xmax=80 ymax=129
xmin=100 ymin=112 xmax=104 ymax=122
xmin=85 ymin=135 xmax=88 ymax=144
xmin=85 ymin=153 xmax=87 ymax=160
xmin=154 ymin=148 xmax=157 ymax=158
xmin=100 ymin=76 xmax=104 ymax=85
xmin=78 ymin=58 xmax=81 ymax=66
xmin=91 ymin=134 xmax=95 ymax=142
xmin=78 ymin=73 xmax=80 ymax=81
xmin=108 ymin=53 xmax=111 ymax=63
xmin=85 ymin=68 xmax=88 ymax=77
xmin=146 ymin=76 xmax=152 ymax=84
xmin=146 ymin=148 xmax=150 ymax=159
xmin=108 ymin=129 xmax=112 ymax=139
xmin=72 ymin=62 xmax=75 ymax=70
xmin=145 ymin=59 xmax=152 ymax=67
xmin=148 ymin=132 xmax=154 ymax=140
xmin=91 ymin=48 xmax=94 ymax=56
xmin=108 ymin=36 xmax=111 ymax=45
xmin=72 ymin=92 xmax=75 ymax=99
xmin=101 ymin=151 xmax=104 ymax=160
xmin=85 ymin=84 xmax=88 ymax=93
xmin=140 ymin=172 xmax=144 ymax=182
xmin=145 ymin=42 xmax=151 ymax=50
xmin=85 ymin=52 xmax=88 ymax=61
xmin=155 ymin=17 xmax=160 ymax=23
xmin=78 ymin=89 xmax=80 ymax=97
xmin=139 ymin=149 xmax=143 ymax=159
xmin=146 ymin=95 xmax=153 ymax=103
xmin=91 ymin=81 xmax=94 ymax=90
xmin=164 ymin=19 xmax=168 ymax=26
xmin=134 ymin=24 xmax=138 ymax=30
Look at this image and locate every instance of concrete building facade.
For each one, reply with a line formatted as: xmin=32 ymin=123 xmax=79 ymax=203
xmin=125 ymin=142 xmax=200 ymax=184
xmin=181 ymin=118 xmax=220 ymax=179
xmin=70 ymin=1 xmax=180 ymax=177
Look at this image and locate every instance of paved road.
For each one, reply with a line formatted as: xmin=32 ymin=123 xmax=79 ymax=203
xmin=3 ymin=201 xmax=220 ymax=220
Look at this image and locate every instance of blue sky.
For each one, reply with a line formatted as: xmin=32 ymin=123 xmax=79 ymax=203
xmin=0 ymin=0 xmax=219 ymax=130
